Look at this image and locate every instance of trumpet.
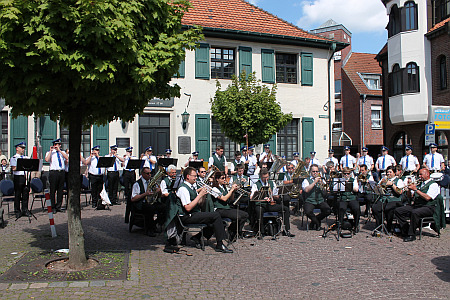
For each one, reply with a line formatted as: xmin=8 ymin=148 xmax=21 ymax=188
xmin=357 ymin=173 xmax=368 ymax=183
xmin=196 ymin=180 xmax=222 ymax=198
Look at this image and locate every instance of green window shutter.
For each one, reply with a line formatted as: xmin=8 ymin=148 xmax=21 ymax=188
xmin=301 ymin=52 xmax=313 ymax=86
xmin=10 ymin=115 xmax=28 ymax=157
xmin=173 ymin=59 xmax=185 ymax=78
xmin=39 ymin=116 xmax=57 ymax=164
xmin=302 ymin=117 xmax=314 ymax=159
xmin=261 ymin=49 xmax=275 ymax=83
xmin=268 ymin=134 xmax=276 ymax=155
xmin=239 ymin=46 xmax=252 ymax=77
xmin=93 ymin=124 xmax=109 ymax=156
xmin=195 ymin=114 xmax=210 ymax=161
xmin=195 ymin=43 xmax=210 ymax=79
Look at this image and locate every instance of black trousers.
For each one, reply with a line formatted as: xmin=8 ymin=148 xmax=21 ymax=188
xmin=216 ymin=208 xmax=249 ymax=234
xmin=394 ymin=204 xmax=435 ymax=236
xmin=135 ymin=201 xmax=167 ymax=231
xmin=254 ymin=203 xmax=290 ymax=232
xmin=372 ymin=200 xmax=402 ymax=230
xmin=357 ymin=192 xmax=373 ymax=214
xmin=89 ymin=174 xmax=103 ymax=206
xmin=123 ymin=170 xmax=136 ymax=223
xmin=107 ymin=171 xmax=119 ymax=204
xmin=304 ymin=201 xmax=331 ymax=226
xmin=180 ymin=211 xmax=226 ymax=242
xmin=338 ymin=200 xmax=361 ymax=227
xmin=13 ymin=175 xmax=28 ymax=213
xmin=49 ymin=170 xmax=65 ymax=210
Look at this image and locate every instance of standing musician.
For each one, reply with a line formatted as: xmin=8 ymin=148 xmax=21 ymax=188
xmin=338 ymin=167 xmax=360 ymax=233
xmin=164 ymin=149 xmax=172 ymax=158
xmin=131 ymin=167 xmax=165 ymax=237
xmin=302 ymin=164 xmax=331 ymax=230
xmin=423 ymin=143 xmax=445 ymax=172
xmin=400 ymin=145 xmax=419 ymax=177
xmin=184 ymin=151 xmax=203 ymax=167
xmin=45 ymin=138 xmax=68 ymax=213
xmin=106 ymin=145 xmax=124 ymax=205
xmin=357 ymin=164 xmax=374 ymax=217
xmin=123 ymin=147 xmax=137 ymax=223
xmin=340 ymin=146 xmax=356 ymax=173
xmin=143 ymin=146 xmax=157 ymax=174
xmin=259 ymin=144 xmax=274 ymax=164
xmin=209 ymin=145 xmax=228 ymax=174
xmin=375 ymin=146 xmax=396 ymax=177
xmin=246 ymin=146 xmax=258 ymax=175
xmin=177 ymin=167 xmax=233 ymax=253
xmin=229 ymin=151 xmax=242 ymax=175
xmin=372 ymin=165 xmax=405 ymax=232
xmin=291 ymin=152 xmax=300 ymax=167
xmin=395 ymin=168 xmax=440 ymax=242
xmin=323 ymin=149 xmax=339 ymax=173
xmin=357 ymin=147 xmax=375 ymax=179
xmin=85 ymin=145 xmax=105 ymax=209
xmin=211 ymin=171 xmax=249 ymax=241
xmin=250 ymin=168 xmax=294 ymax=237
xmin=308 ymin=151 xmax=321 ymax=170
xmin=10 ymin=142 xmax=30 ymax=218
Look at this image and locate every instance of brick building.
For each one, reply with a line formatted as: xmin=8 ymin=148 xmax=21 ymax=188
xmin=376 ymin=0 xmax=450 ymax=162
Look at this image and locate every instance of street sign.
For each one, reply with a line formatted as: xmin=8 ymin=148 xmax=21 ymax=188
xmin=425 ymin=124 xmax=435 ymax=135
xmin=425 ymin=134 xmax=435 ymax=146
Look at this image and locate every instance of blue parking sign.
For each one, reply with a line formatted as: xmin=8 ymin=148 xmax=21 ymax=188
xmin=425 ymin=124 xmax=435 ymax=135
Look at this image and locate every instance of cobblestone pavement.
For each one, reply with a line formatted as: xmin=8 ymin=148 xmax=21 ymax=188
xmin=0 ymin=199 xmax=449 ymax=299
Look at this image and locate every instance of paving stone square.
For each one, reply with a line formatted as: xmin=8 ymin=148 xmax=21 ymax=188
xmin=0 ymin=199 xmax=448 ymax=299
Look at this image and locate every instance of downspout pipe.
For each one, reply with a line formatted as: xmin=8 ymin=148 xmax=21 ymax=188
xmin=328 ymin=42 xmax=337 ymax=149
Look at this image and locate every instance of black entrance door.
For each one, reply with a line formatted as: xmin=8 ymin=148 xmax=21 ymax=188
xmin=139 ymin=114 xmax=170 ymax=157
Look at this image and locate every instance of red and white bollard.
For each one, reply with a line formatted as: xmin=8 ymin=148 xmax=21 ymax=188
xmin=45 ymin=192 xmax=57 ymax=238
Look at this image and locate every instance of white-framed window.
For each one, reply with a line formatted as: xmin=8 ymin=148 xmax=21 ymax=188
xmin=333 ymin=109 xmax=342 ymax=132
xmin=359 ymin=73 xmax=381 ymax=90
xmin=335 ymin=79 xmax=341 ymax=102
xmin=371 ymin=105 xmax=382 ymax=129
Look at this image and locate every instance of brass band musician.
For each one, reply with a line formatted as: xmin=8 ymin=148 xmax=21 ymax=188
xmin=357 ymin=164 xmax=374 ymax=217
xmin=302 ymin=164 xmax=331 ymax=230
xmin=372 ymin=165 xmax=404 ymax=232
xmin=250 ymin=168 xmax=294 ymax=237
xmin=337 ymin=167 xmax=360 ymax=233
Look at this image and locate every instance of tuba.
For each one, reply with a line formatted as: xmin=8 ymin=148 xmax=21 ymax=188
xmin=288 ymin=160 xmax=309 ymax=198
xmin=269 ymin=155 xmax=288 ymax=174
xmin=146 ymin=166 xmax=167 ymax=205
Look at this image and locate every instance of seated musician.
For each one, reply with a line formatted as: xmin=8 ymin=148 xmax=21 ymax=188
xmin=211 ymin=172 xmax=249 ymax=241
xmin=394 ymin=168 xmax=440 ymax=242
xmin=357 ymin=164 xmax=374 ymax=217
xmin=338 ymin=167 xmax=360 ymax=233
xmin=160 ymin=164 xmax=177 ymax=204
xmin=176 ymin=167 xmax=233 ymax=253
xmin=196 ymin=166 xmax=207 ymax=184
xmin=302 ymin=164 xmax=331 ymax=230
xmin=131 ymin=167 xmax=166 ymax=237
xmin=250 ymin=168 xmax=294 ymax=237
xmin=372 ymin=165 xmax=404 ymax=233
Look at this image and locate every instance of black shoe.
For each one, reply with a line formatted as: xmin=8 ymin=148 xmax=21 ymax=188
xmin=229 ymin=231 xmax=237 ymax=242
xmin=403 ymin=235 xmax=416 ymax=242
xmin=15 ymin=212 xmax=22 ymax=219
xmin=190 ymin=236 xmax=202 ymax=249
xmin=282 ymin=230 xmax=295 ymax=237
xmin=309 ymin=223 xmax=317 ymax=230
xmin=215 ymin=244 xmax=233 ymax=253
xmin=354 ymin=226 xmax=360 ymax=234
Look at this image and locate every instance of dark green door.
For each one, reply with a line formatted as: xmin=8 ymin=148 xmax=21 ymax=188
xmin=93 ymin=124 xmax=109 ymax=156
xmin=195 ymin=114 xmax=210 ymax=161
xmin=40 ymin=116 xmax=57 ymax=163
xmin=302 ymin=117 xmax=314 ymax=159
xmin=10 ymin=115 xmax=28 ymax=156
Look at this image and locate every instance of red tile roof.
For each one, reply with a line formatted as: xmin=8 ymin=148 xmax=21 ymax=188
xmin=182 ymin=0 xmax=331 ymax=42
xmin=428 ymin=17 xmax=450 ymax=34
xmin=343 ymin=52 xmax=382 ymax=96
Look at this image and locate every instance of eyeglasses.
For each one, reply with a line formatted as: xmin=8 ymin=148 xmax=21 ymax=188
xmin=343 ymin=173 xmax=350 ymax=175
xmin=199 ymin=171 xmax=206 ymax=173
xmin=311 ymin=170 xmax=319 ymax=173
xmin=143 ymin=172 xmax=151 ymax=175
xmin=220 ymin=177 xmax=226 ymax=179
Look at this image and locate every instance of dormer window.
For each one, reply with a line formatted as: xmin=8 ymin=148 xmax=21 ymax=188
xmin=359 ymin=73 xmax=382 ymax=90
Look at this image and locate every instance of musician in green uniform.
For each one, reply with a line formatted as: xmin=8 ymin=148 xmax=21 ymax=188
xmin=337 ymin=167 xmax=360 ymax=233
xmin=372 ymin=165 xmax=404 ymax=232
xmin=131 ymin=167 xmax=165 ymax=237
xmin=395 ymin=168 xmax=440 ymax=242
xmin=209 ymin=145 xmax=228 ymax=174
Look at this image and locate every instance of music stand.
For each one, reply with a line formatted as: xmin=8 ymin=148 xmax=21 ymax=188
xmin=97 ymin=157 xmax=115 ymax=169
xmin=16 ymin=159 xmax=39 ymax=222
xmin=322 ymin=178 xmax=348 ymax=240
xmin=371 ymin=184 xmax=391 ymax=238
xmin=188 ymin=161 xmax=203 ymax=169
xmin=158 ymin=158 xmax=178 ymax=168
xmin=251 ymin=186 xmax=271 ymax=240
xmin=125 ymin=159 xmax=144 ymax=170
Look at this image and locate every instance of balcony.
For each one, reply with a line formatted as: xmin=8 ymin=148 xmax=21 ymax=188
xmin=389 ymin=93 xmax=428 ymax=124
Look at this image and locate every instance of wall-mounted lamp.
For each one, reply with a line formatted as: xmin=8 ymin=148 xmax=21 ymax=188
xmin=181 ymin=110 xmax=190 ymax=130
xmin=121 ymin=119 xmax=127 ymax=129
xmin=182 ymin=93 xmax=192 ymax=130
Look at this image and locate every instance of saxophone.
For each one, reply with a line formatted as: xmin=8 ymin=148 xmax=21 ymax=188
xmin=146 ymin=166 xmax=167 ymax=205
xmin=288 ymin=160 xmax=309 ymax=198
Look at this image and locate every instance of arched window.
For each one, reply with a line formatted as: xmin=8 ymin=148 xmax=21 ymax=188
xmin=440 ymin=55 xmax=447 ymax=90
xmin=388 ymin=5 xmax=401 ymax=37
xmin=393 ymin=132 xmax=412 ymax=162
xmin=392 ymin=64 xmax=402 ymax=95
xmin=406 ymin=62 xmax=419 ymax=92
xmin=404 ymin=1 xmax=417 ymax=31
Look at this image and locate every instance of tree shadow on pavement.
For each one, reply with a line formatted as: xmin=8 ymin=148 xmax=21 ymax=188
xmin=23 ymin=214 xmax=161 ymax=252
xmin=431 ymin=256 xmax=450 ymax=282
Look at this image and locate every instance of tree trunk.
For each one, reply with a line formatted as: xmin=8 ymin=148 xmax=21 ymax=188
xmin=67 ymin=106 xmax=88 ymax=269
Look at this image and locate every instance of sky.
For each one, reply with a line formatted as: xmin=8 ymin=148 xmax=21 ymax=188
xmin=248 ymin=0 xmax=388 ymax=54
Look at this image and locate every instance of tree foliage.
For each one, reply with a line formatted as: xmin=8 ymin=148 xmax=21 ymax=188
xmin=0 ymin=0 xmax=202 ymax=268
xmin=211 ymin=72 xmax=292 ymax=145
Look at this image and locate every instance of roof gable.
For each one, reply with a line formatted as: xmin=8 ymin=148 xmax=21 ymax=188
xmin=182 ymin=0 xmax=332 ymax=43
xmin=342 ymin=52 xmax=382 ymax=96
